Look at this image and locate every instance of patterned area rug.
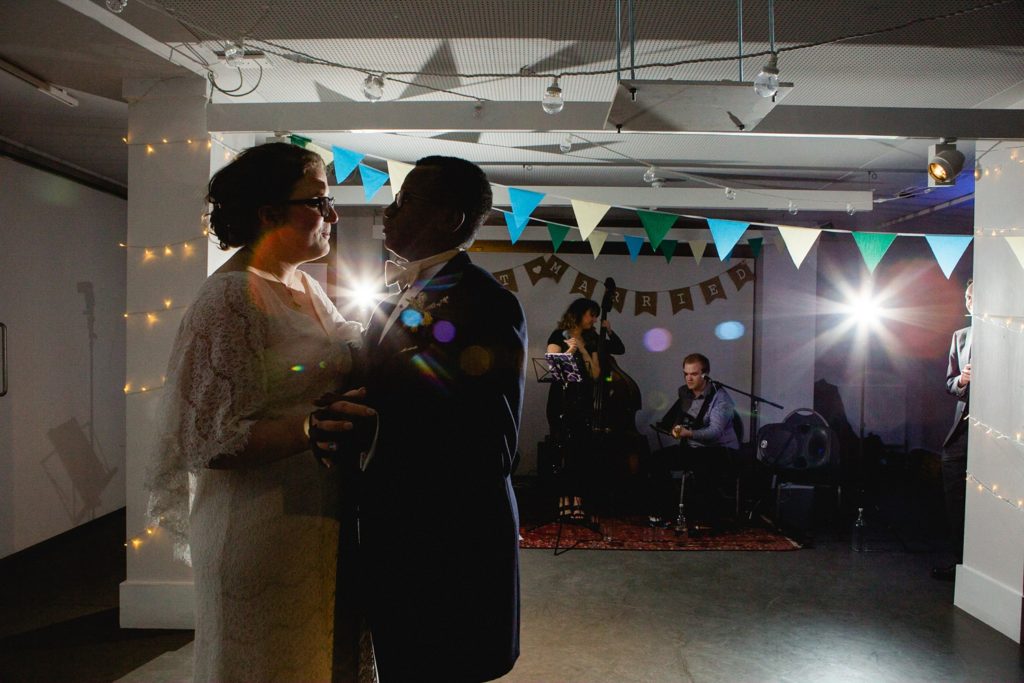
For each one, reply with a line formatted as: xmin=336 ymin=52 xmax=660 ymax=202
xmin=519 ymin=516 xmax=799 ymax=551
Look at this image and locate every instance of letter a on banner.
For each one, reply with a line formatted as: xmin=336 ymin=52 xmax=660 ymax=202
xmin=570 ymin=272 xmax=597 ymax=297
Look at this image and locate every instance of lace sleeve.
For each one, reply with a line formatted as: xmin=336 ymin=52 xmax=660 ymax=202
xmin=145 ymin=274 xmax=269 ymax=559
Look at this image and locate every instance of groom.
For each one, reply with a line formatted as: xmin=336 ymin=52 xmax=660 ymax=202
xmin=359 ymin=156 xmax=526 ymax=682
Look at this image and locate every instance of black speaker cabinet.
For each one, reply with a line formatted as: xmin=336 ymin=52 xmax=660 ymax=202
xmin=776 ymin=483 xmax=815 ymax=533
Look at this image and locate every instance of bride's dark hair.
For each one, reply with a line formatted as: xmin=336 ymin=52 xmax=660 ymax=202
xmin=206 ymin=142 xmax=323 ymax=249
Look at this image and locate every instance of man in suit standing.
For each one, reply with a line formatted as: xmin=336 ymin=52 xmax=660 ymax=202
xmin=933 ymin=279 xmax=973 ymax=581
xmin=360 ymin=156 xmax=526 ymax=681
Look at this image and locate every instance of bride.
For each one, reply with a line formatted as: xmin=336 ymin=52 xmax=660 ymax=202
xmin=145 ymin=142 xmax=373 ymax=682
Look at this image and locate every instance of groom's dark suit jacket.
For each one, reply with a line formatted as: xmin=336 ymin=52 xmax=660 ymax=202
xmin=360 ymin=252 xmax=526 ymax=682
xmin=943 ymin=326 xmax=971 ymax=449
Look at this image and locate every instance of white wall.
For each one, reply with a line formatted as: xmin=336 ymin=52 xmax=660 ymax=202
xmin=0 ymin=156 xmax=126 ymax=558
xmin=954 ymin=140 xmax=1024 ymax=644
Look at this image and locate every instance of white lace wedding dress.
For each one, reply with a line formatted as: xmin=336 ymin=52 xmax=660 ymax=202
xmin=146 ymin=269 xmax=364 ymax=683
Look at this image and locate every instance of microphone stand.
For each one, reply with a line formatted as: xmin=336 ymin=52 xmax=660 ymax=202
xmin=706 ymin=376 xmax=783 ymax=421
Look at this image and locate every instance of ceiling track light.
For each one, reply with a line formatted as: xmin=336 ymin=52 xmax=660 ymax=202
xmin=542 ymin=77 xmax=564 ymax=115
xmin=0 ymin=57 xmax=78 ymax=107
xmin=974 ymin=160 xmax=984 ymax=181
xmin=559 ymin=134 xmax=573 ymax=153
xmin=105 ymin=0 xmax=127 ymax=13
xmin=927 ymin=138 xmax=965 ymax=187
xmin=362 ymin=74 xmax=385 ymax=102
xmin=642 ymin=166 xmax=658 ymax=184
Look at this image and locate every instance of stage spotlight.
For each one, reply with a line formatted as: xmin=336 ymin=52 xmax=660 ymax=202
xmin=927 ymin=139 xmax=964 ymax=187
xmin=347 ymin=280 xmax=382 ymax=310
xmin=844 ymin=292 xmax=882 ymax=329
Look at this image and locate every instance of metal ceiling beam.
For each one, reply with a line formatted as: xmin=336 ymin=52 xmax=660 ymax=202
xmin=210 ymin=101 xmax=1024 ymax=139
xmin=330 ymin=185 xmax=872 ymax=212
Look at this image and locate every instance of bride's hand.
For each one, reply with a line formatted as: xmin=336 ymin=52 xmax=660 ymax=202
xmin=310 ymin=387 xmax=377 ymax=455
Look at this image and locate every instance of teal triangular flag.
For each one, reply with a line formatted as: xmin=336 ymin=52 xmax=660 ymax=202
xmin=707 ymin=219 xmax=749 ymax=261
xmin=924 ymin=235 xmax=972 ymax=279
xmin=636 ymin=210 xmax=678 ymax=250
xmin=547 ymin=223 xmax=570 ymax=252
xmin=852 ymin=232 xmax=898 ymax=273
xmin=502 ymin=211 xmax=528 ymax=244
xmin=659 ymin=239 xmax=678 ymax=263
xmin=332 ymin=146 xmax=364 ymax=183
xmin=358 ymin=164 xmax=390 ymax=201
xmin=508 ymin=188 xmax=545 ymax=228
xmin=748 ymin=237 xmax=763 ymax=258
xmin=623 ymin=234 xmax=644 ymax=261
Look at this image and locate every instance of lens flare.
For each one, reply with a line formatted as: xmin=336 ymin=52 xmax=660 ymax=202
xmin=643 ymin=328 xmax=672 ymax=352
xmin=433 ymin=320 xmax=456 ymax=343
xmin=400 ymin=309 xmax=423 ymax=328
xmin=715 ymin=321 xmax=746 ymax=340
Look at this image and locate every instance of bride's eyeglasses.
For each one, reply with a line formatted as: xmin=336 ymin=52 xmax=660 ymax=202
xmin=282 ymin=196 xmax=335 ymax=219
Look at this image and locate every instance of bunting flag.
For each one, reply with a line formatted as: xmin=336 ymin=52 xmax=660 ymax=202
xmin=523 ymin=256 xmax=551 ymax=285
xmin=607 ymin=285 xmax=627 ymax=313
xmin=571 ymin=199 xmax=610 ymax=239
xmin=587 ymin=230 xmax=609 ymax=258
xmin=508 ymin=188 xmax=545 ymax=228
xmin=624 ymin=234 xmax=645 ymax=261
xmin=332 ymin=146 xmax=364 ymax=183
xmin=777 ymin=226 xmax=822 ymax=269
xmin=659 ymin=239 xmax=678 ymax=263
xmin=747 ymin=237 xmax=763 ymax=258
xmin=852 ymin=232 xmax=898 ymax=273
xmin=637 ymin=210 xmax=678 ymax=250
xmin=386 ymin=160 xmax=415 ymax=195
xmin=924 ymin=235 xmax=973 ymax=278
xmin=700 ymin=276 xmax=728 ymax=305
xmin=358 ymin=164 xmax=390 ymax=201
xmin=501 ymin=211 xmax=528 ymax=244
xmin=543 ymin=255 xmax=570 ymax=282
xmin=669 ymin=286 xmax=694 ymax=313
xmin=707 ymin=219 xmax=749 ymax=261
xmin=690 ymin=240 xmax=707 ymax=266
xmin=570 ymin=272 xmax=598 ymax=297
xmin=547 ymin=223 xmax=570 ymax=252
xmin=492 ymin=268 xmax=518 ymax=292
xmin=727 ymin=262 xmax=754 ymax=291
xmin=635 ymin=291 xmax=658 ymax=316
xmin=1006 ymin=236 xmax=1024 ymax=271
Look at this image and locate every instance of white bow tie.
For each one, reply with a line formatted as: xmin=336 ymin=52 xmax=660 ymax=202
xmin=384 ymin=249 xmax=461 ymax=290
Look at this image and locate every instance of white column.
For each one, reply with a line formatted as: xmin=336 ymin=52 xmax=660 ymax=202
xmin=954 ymin=140 xmax=1024 ymax=644
xmin=119 ymin=76 xmax=209 ymax=629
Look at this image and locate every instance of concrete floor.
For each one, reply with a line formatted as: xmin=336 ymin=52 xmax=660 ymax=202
xmin=112 ymin=541 xmax=1022 ymax=683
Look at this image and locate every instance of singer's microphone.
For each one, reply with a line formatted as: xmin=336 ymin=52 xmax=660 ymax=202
xmin=562 ymin=330 xmax=571 ymax=340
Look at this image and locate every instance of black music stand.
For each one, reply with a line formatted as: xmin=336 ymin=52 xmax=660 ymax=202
xmin=530 ymin=353 xmax=601 ymax=554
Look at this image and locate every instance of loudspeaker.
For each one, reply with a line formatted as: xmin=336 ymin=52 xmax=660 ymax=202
xmin=776 ymin=483 xmax=815 ymax=533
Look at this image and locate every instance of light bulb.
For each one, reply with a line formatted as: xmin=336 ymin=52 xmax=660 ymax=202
xmin=974 ymin=161 xmax=983 ymax=181
xmin=559 ymin=135 xmax=572 ymax=153
xmin=224 ymin=43 xmax=244 ymax=68
xmin=651 ymin=179 xmax=665 ymax=189
xmin=362 ymin=74 xmax=384 ymax=102
xmin=724 ymin=187 xmax=736 ymax=200
xmin=542 ymin=78 xmax=564 ymax=115
xmin=105 ymin=0 xmax=127 ymax=12
xmin=846 ymin=203 xmax=856 ymax=215
xmin=788 ymin=200 xmax=798 ymax=215
xmin=643 ymin=167 xmax=658 ymax=184
xmin=753 ymin=53 xmax=780 ymax=98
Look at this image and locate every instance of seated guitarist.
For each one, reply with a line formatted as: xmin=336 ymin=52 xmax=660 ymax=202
xmin=648 ymin=353 xmax=739 ymax=528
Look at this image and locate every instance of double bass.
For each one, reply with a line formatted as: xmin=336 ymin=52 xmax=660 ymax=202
xmin=591 ymin=277 xmax=648 ymax=484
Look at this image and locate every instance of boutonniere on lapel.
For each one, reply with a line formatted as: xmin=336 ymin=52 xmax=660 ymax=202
xmin=399 ymin=294 xmax=456 ymax=343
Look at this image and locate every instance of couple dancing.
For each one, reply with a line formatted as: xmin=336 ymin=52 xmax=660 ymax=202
xmin=145 ymin=144 xmax=527 ymax=682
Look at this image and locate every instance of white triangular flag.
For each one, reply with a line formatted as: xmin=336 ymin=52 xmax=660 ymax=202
xmin=386 ymin=160 xmax=416 ymax=199
xmin=689 ymin=240 xmax=707 ymax=266
xmin=1005 ymin=236 xmax=1024 ymax=272
xmin=571 ymin=199 xmax=610 ymax=240
xmin=588 ymin=231 xmax=608 ymax=258
xmin=777 ymin=225 xmax=822 ymax=268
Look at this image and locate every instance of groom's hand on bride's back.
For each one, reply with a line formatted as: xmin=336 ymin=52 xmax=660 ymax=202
xmin=308 ymin=387 xmax=377 ymax=463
